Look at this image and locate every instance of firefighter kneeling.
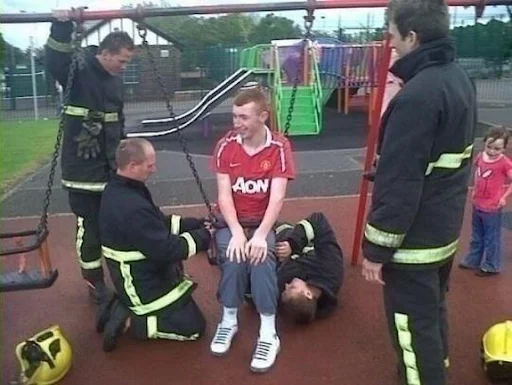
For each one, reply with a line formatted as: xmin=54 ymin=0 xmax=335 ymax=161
xmin=98 ymin=138 xmax=212 ymax=352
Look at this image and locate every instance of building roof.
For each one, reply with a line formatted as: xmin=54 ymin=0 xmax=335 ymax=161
xmin=82 ymin=18 xmax=184 ymax=51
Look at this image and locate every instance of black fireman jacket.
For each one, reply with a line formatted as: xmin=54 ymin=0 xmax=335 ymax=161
xmin=363 ymin=37 xmax=476 ymax=268
xmin=276 ymin=212 xmax=344 ymax=318
xmin=99 ymin=174 xmax=211 ymax=316
xmin=45 ymin=21 xmax=125 ymax=194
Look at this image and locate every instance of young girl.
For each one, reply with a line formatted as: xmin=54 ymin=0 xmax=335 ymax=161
xmin=459 ymin=126 xmax=512 ymax=276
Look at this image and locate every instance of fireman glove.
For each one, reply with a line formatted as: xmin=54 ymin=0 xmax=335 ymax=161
xmin=189 ymin=227 xmax=212 ymax=253
xmin=74 ymin=128 xmax=101 ymax=160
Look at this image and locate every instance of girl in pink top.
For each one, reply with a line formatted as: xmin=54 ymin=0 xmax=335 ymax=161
xmin=459 ymin=127 xmax=512 ymax=276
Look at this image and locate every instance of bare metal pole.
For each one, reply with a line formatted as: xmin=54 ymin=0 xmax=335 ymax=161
xmin=30 ymin=36 xmax=39 ymax=121
xmin=0 ymin=0 xmax=509 ymax=23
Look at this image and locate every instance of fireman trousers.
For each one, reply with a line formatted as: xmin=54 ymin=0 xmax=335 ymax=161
xmin=215 ymin=227 xmax=278 ymax=315
xmin=131 ymin=298 xmax=206 ymax=341
xmin=382 ymin=259 xmax=453 ymax=385
xmin=68 ymin=191 xmax=104 ymax=284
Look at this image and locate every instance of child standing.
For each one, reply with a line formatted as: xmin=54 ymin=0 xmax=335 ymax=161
xmin=459 ymin=127 xmax=512 ymax=276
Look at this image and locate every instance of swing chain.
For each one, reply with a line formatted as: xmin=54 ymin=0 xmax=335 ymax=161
xmin=283 ymin=9 xmax=315 ymax=136
xmin=37 ymin=19 xmax=85 ymax=240
xmin=136 ymin=24 xmax=215 ymax=221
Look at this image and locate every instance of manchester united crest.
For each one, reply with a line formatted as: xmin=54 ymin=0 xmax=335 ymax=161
xmin=260 ymin=160 xmax=271 ymax=171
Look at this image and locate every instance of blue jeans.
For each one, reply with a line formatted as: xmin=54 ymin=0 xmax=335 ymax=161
xmin=461 ymin=207 xmax=503 ymax=273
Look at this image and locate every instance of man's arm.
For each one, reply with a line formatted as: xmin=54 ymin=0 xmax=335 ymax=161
xmin=45 ymin=20 xmax=75 ymax=88
xmin=124 ymin=207 xmax=211 ymax=263
xmin=362 ymin=93 xmax=437 ymax=264
xmin=255 ymin=177 xmax=288 ymax=237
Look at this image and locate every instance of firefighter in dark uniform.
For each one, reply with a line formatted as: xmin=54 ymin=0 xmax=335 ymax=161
xmin=99 ymin=138 xmax=212 ymax=352
xmin=361 ymin=1 xmax=477 ymax=385
xmin=275 ymin=212 xmax=344 ymax=324
xmin=45 ymin=10 xmax=135 ymax=319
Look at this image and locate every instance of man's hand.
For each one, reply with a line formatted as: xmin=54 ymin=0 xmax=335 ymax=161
xmin=226 ymin=228 xmax=247 ymax=263
xmin=246 ymin=231 xmax=268 ymax=265
xmin=498 ymin=196 xmax=507 ymax=208
xmin=362 ymin=258 xmax=385 ymax=285
xmin=275 ymin=241 xmax=292 ymax=262
xmin=52 ymin=7 xmax=88 ymax=22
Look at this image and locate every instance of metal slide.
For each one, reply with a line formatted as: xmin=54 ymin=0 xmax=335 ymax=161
xmin=127 ymin=68 xmax=268 ymax=138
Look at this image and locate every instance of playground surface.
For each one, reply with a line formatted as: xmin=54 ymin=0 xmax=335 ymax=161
xmin=1 ymin=83 xmax=511 ymax=385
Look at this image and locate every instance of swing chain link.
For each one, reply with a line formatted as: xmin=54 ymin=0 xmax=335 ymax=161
xmin=136 ymin=24 xmax=215 ymax=221
xmin=283 ymin=8 xmax=315 ymax=136
xmin=37 ymin=18 xmax=85 ymax=240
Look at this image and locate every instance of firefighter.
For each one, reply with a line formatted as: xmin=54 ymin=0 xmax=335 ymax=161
xmin=45 ymin=9 xmax=135 ymax=324
xmin=98 ymin=138 xmax=212 ymax=352
xmin=275 ymin=212 xmax=344 ymax=324
xmin=361 ymin=1 xmax=477 ymax=385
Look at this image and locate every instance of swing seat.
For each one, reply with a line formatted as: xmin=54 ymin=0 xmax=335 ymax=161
xmin=0 ymin=229 xmax=59 ymax=292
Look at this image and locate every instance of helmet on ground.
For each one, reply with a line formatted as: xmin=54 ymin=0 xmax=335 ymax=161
xmin=15 ymin=325 xmax=72 ymax=385
xmin=481 ymin=320 xmax=512 ymax=382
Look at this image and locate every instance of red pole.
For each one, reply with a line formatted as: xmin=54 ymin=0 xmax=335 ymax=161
xmin=350 ymin=37 xmax=391 ymax=266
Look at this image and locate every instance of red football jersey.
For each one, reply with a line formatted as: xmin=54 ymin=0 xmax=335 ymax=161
xmin=212 ymin=127 xmax=296 ymax=221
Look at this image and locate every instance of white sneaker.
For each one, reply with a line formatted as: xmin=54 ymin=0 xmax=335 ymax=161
xmin=250 ymin=335 xmax=281 ymax=373
xmin=210 ymin=323 xmax=238 ymax=356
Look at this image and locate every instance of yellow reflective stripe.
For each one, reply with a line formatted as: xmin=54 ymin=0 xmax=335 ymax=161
xmin=64 ymin=105 xmax=119 ymax=122
xmin=62 ymin=180 xmax=107 ymax=192
xmin=392 ymin=239 xmax=459 ymax=264
xmin=47 ymin=36 xmax=73 ymax=53
xmin=365 ymin=224 xmax=405 ymax=248
xmin=130 ymin=279 xmax=194 ymax=316
xmin=147 ymin=315 xmax=199 ymax=340
xmin=275 ymin=223 xmax=293 ymax=235
xmin=170 ymin=215 xmax=181 ymax=235
xmin=180 ymin=232 xmax=197 ymax=258
xmin=64 ymin=105 xmax=89 ymax=116
xmin=102 ymin=246 xmax=146 ymax=262
xmin=302 ymin=246 xmax=314 ymax=254
xmin=394 ymin=313 xmax=421 ymax=385
xmin=104 ymin=113 xmax=119 ymax=122
xmin=76 ymin=217 xmax=102 ymax=269
xmin=120 ymin=263 xmax=143 ymax=308
xmin=444 ymin=358 xmax=450 ymax=368
xmin=425 ymin=144 xmax=473 ymax=176
xmin=298 ymin=219 xmax=314 ymax=242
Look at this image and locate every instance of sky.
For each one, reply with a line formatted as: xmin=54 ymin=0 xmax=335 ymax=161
xmin=1 ymin=0 xmax=509 ymax=50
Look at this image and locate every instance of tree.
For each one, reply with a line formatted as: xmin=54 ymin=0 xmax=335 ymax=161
xmin=248 ymin=14 xmax=302 ymax=44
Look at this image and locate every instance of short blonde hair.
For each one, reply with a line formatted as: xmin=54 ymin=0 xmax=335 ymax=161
xmin=115 ymin=138 xmax=153 ymax=169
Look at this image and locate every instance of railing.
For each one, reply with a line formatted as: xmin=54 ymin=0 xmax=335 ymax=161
xmin=310 ymin=43 xmax=323 ymax=133
xmin=272 ymin=45 xmax=284 ymax=132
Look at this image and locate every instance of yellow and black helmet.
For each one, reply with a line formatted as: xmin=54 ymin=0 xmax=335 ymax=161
xmin=15 ymin=325 xmax=72 ymax=385
xmin=481 ymin=320 xmax=512 ymax=382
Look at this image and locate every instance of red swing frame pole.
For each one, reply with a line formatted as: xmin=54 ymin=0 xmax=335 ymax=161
xmin=350 ymin=36 xmax=392 ymax=266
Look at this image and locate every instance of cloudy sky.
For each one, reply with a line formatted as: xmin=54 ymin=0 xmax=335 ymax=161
xmin=1 ymin=0 xmax=509 ymax=49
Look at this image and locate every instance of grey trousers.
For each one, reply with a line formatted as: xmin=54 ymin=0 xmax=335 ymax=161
xmin=215 ymin=227 xmax=278 ymax=315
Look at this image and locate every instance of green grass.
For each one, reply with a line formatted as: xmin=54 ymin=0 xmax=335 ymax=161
xmin=0 ymin=119 xmax=60 ymax=195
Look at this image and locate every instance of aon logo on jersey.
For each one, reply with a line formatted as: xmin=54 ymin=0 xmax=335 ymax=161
xmin=232 ymin=177 xmax=269 ymax=194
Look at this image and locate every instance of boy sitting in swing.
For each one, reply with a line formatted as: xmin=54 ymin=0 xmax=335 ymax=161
xmin=210 ymin=88 xmax=296 ymax=373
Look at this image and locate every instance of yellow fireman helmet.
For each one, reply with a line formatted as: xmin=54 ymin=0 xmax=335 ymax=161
xmin=15 ymin=325 xmax=72 ymax=385
xmin=481 ymin=320 xmax=512 ymax=382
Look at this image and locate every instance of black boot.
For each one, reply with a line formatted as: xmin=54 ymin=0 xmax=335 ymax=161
xmin=103 ymin=298 xmax=130 ymax=352
xmin=88 ymin=282 xmax=115 ymax=333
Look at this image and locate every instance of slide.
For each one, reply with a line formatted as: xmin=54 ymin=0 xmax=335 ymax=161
xmin=128 ymin=67 xmax=271 ymax=138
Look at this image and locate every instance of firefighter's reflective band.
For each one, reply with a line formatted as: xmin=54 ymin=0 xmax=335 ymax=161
xmin=298 ymin=219 xmax=315 ymax=242
xmin=62 ymin=180 xmax=107 ymax=192
xmin=394 ymin=313 xmax=420 ymax=385
xmin=170 ymin=215 xmax=181 ymax=235
xmin=76 ymin=217 xmax=102 ymax=269
xmin=102 ymin=246 xmax=146 ymax=262
xmin=46 ymin=37 xmax=73 ymax=53
xmin=365 ymin=224 xmax=405 ymax=248
xmin=444 ymin=358 xmax=450 ymax=368
xmin=425 ymin=144 xmax=473 ymax=176
xmin=392 ymin=239 xmax=459 ymax=264
xmin=64 ymin=105 xmax=119 ymax=122
xmin=275 ymin=223 xmax=293 ymax=235
xmin=180 ymin=232 xmax=197 ymax=258
xmin=147 ymin=316 xmax=200 ymax=340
